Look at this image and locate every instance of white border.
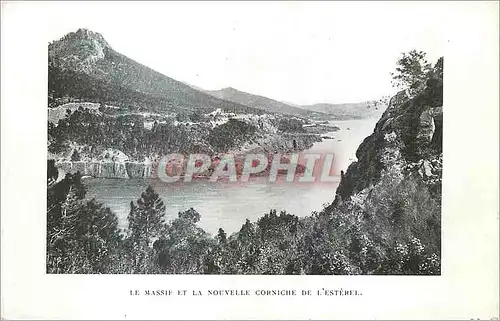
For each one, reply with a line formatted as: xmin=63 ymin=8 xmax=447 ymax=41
xmin=1 ymin=1 xmax=498 ymax=319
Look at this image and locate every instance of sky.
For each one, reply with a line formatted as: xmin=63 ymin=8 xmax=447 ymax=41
xmin=41 ymin=1 xmax=447 ymax=105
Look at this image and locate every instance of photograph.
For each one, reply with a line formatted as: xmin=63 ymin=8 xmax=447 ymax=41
xmin=46 ymin=4 xmax=442 ymax=275
xmin=2 ymin=1 xmax=498 ymax=320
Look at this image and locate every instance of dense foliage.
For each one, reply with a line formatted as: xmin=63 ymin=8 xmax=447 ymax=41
xmin=47 ymin=175 xmax=440 ymax=275
xmin=47 ymin=52 xmax=443 ymax=275
xmin=390 ymin=49 xmax=433 ymax=91
xmin=47 ymin=168 xmax=122 ymax=273
xmin=49 ymin=108 xmax=223 ymax=159
xmin=48 ymin=63 xmax=169 ymax=111
xmin=277 ymin=118 xmax=305 ymax=133
xmin=207 ymin=118 xmax=257 ymax=152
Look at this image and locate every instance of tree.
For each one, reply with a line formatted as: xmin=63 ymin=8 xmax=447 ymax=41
xmin=47 ymin=159 xmax=59 ymax=184
xmin=127 ymin=185 xmax=166 ymax=246
xmin=125 ymin=186 xmax=167 ymax=273
xmin=238 ymin=219 xmax=255 ymax=242
xmin=151 ymin=208 xmax=215 ymax=274
xmin=47 ymin=172 xmax=121 ymax=273
xmin=432 ymin=57 xmax=443 ymax=80
xmin=70 ymin=149 xmax=81 ymax=161
xmin=391 ymin=50 xmax=432 ymax=91
xmin=216 ymin=228 xmax=227 ymax=245
xmin=178 ymin=207 xmax=201 ymax=223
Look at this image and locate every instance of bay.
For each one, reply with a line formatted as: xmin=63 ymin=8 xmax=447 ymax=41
xmin=85 ymin=118 xmax=379 ymax=235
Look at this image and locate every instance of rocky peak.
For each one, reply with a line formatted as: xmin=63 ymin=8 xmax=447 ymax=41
xmin=69 ymin=28 xmax=110 ymax=48
xmin=49 ymin=28 xmax=111 ymax=73
xmin=220 ymin=87 xmax=239 ymax=94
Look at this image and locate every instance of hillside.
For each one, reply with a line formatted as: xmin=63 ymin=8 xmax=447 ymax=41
xmin=207 ymin=86 xmax=385 ymax=120
xmin=320 ymin=60 xmax=443 ymax=274
xmin=207 ymin=87 xmax=325 ymax=118
xmin=48 ymin=29 xmax=264 ymax=115
xmin=300 ymin=101 xmax=386 ymax=120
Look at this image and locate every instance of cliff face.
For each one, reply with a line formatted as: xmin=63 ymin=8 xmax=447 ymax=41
xmin=318 ymin=73 xmax=443 ymax=275
xmin=56 ymin=161 xmax=156 ymax=179
xmin=54 ymin=133 xmax=321 ymax=179
xmin=49 ymin=29 xmax=109 ymax=73
xmin=334 ymin=78 xmax=443 ymax=205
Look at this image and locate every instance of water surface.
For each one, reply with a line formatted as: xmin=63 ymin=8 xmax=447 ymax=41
xmin=85 ymin=118 xmax=378 ymax=234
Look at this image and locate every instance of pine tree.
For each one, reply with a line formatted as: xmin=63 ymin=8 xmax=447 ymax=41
xmin=128 ymin=185 xmax=166 ymax=247
xmin=216 ymin=228 xmax=227 ymax=245
xmin=47 ymin=172 xmax=121 ymax=273
xmin=390 ymin=50 xmax=432 ymax=92
xmin=178 ymin=207 xmax=201 ymax=224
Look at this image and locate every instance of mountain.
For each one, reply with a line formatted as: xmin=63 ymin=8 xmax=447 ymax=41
xmin=181 ymin=81 xmax=207 ymax=92
xmin=207 ymin=86 xmax=387 ymax=120
xmin=300 ymin=101 xmax=386 ymax=120
xmin=48 ymin=29 xmax=264 ymax=115
xmin=207 ymin=87 xmax=324 ymax=118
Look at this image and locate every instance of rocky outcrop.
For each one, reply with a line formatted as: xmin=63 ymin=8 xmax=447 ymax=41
xmin=49 ymin=29 xmax=109 ymax=73
xmin=56 ymin=160 xmax=161 ymax=179
xmin=333 ymin=76 xmax=443 ymax=205
xmin=317 ymin=67 xmax=443 ymax=275
xmin=54 ymin=132 xmax=321 ymax=179
xmin=125 ymin=161 xmax=155 ymax=178
xmin=230 ymin=132 xmax=321 ymax=156
xmin=57 ymin=161 xmax=126 ymax=179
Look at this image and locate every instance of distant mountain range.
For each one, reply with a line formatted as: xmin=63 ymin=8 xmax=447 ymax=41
xmin=206 ymin=87 xmax=324 ymax=118
xmin=49 ymin=28 xmax=384 ymax=120
xmin=300 ymin=101 xmax=385 ymax=120
xmin=198 ymin=85 xmax=384 ymax=119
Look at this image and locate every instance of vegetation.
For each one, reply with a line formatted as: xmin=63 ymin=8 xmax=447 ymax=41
xmin=47 ymin=174 xmax=440 ymax=274
xmin=47 ymin=51 xmax=443 ymax=275
xmin=48 ymin=108 xmax=307 ymax=161
xmin=207 ymin=119 xmax=257 ymax=152
xmin=49 ymin=107 xmax=216 ymax=158
xmin=48 ymin=62 xmax=170 ymax=111
xmin=390 ymin=49 xmax=433 ymax=91
xmin=277 ymin=118 xmax=305 ymax=133
xmin=47 ymin=169 xmax=122 ymax=273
